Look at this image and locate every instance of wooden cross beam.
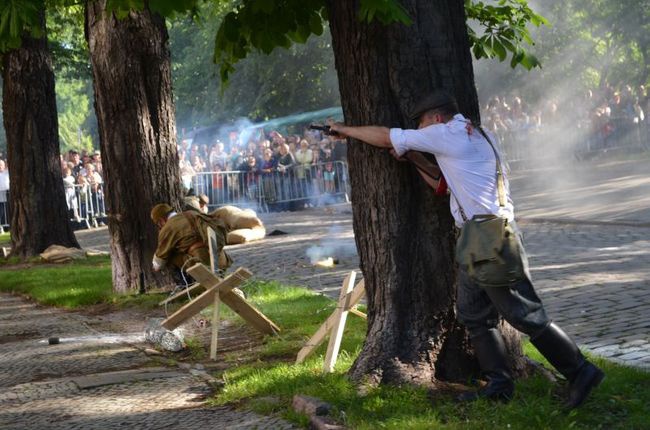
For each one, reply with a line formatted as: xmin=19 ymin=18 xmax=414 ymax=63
xmin=207 ymin=227 xmax=222 ymax=360
xmin=190 ymin=264 xmax=280 ymax=336
xmin=323 ymin=271 xmax=356 ymax=372
xmin=158 ymin=282 xmax=204 ymax=306
xmin=295 ymin=272 xmax=366 ymax=371
xmin=161 ymin=265 xmax=280 ymax=340
xmin=160 ymin=267 xmax=252 ymax=330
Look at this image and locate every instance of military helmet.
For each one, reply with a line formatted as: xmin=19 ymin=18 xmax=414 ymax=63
xmin=150 ymin=203 xmax=173 ymax=224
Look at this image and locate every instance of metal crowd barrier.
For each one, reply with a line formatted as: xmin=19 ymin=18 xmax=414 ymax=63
xmin=498 ymin=119 xmax=649 ymax=169
xmin=1 ymin=182 xmax=108 ymax=232
xmin=0 ymin=190 xmax=8 ymax=234
xmin=65 ymin=183 xmax=107 ymax=229
xmin=191 ymin=160 xmax=351 ymax=212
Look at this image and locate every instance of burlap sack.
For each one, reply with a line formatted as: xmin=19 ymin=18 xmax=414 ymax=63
xmin=227 ymin=226 xmax=267 ymax=244
xmin=40 ymin=245 xmax=86 ymax=263
xmin=212 ymin=205 xmax=263 ymax=230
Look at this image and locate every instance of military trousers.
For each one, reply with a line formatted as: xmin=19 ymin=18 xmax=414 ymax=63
xmin=456 ymin=221 xmax=551 ymax=339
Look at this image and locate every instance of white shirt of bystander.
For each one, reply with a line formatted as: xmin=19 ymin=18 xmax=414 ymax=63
xmin=0 ymin=161 xmax=9 ymax=203
xmin=389 ymin=114 xmax=515 ymax=227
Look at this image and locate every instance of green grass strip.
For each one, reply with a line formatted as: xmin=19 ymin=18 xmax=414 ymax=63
xmin=215 ymin=283 xmax=650 ymax=430
xmin=1 ymin=260 xmax=648 ymax=429
xmin=0 ymin=255 xmax=113 ymax=307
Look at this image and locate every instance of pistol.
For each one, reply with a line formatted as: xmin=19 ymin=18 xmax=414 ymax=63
xmin=309 ymin=124 xmax=339 ymax=137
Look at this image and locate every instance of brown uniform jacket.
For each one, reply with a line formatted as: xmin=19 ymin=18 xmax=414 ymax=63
xmin=155 ymin=211 xmax=230 ymax=270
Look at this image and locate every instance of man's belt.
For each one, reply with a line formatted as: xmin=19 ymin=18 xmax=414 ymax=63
xmin=187 ymin=241 xmax=207 ymax=254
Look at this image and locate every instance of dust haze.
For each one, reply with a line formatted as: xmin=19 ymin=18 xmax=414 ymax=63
xmin=473 ymin=0 xmax=650 ymax=223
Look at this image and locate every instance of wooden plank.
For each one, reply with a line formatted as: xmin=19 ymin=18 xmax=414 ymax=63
xmin=210 ymin=291 xmax=221 ymax=360
xmin=349 ymin=307 xmax=367 ymax=320
xmin=158 ymin=282 xmax=205 ymax=306
xmin=323 ymin=271 xmax=356 ymax=373
xmin=207 ymin=226 xmax=220 ymax=360
xmin=161 ymin=266 xmax=251 ymax=330
xmin=217 ymin=285 xmax=280 ymax=335
xmin=182 ymin=264 xmax=280 ymax=335
xmin=295 ymin=280 xmax=365 ymax=364
xmin=207 ymin=227 xmax=218 ymax=273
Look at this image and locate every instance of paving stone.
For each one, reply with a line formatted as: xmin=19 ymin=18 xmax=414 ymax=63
xmin=75 ymin=203 xmax=650 ymax=371
xmin=0 ymin=374 xmax=296 ymax=430
xmin=616 ymin=351 xmax=650 ymax=361
xmin=0 ymin=294 xmax=296 ymax=429
xmin=72 ymin=368 xmax=185 ymax=389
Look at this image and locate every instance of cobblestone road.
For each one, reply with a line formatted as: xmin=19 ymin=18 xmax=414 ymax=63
xmin=223 ymin=209 xmax=650 ymax=370
xmin=0 ymin=294 xmax=295 ymax=429
xmin=16 ymin=158 xmax=642 ymax=428
xmin=225 ymin=159 xmax=650 ymax=369
xmin=76 ymin=159 xmax=650 ymax=370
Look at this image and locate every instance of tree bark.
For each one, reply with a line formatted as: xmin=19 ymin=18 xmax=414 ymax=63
xmin=327 ymin=0 xmax=526 ymax=386
xmin=1 ymin=8 xmax=80 ymax=257
xmin=85 ymin=1 xmax=182 ymax=293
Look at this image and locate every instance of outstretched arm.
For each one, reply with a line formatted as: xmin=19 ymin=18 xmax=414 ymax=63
xmin=328 ymin=122 xmax=392 ymax=149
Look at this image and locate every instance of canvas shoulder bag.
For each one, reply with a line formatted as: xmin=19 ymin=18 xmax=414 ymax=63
xmin=454 ymin=128 xmax=526 ymax=287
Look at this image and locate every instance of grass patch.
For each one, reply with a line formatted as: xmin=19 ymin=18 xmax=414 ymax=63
xmin=212 ymin=282 xmax=650 ymax=430
xmin=0 ymin=231 xmax=9 ymax=246
xmin=217 ymin=280 xmax=367 ymax=362
xmin=1 ymin=261 xmax=648 ymax=428
xmin=0 ymin=255 xmax=113 ymax=307
xmin=0 ymin=255 xmax=164 ymax=309
xmin=185 ymin=336 xmax=208 ymax=361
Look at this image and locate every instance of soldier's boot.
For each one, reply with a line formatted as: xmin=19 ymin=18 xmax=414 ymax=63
xmin=531 ymin=322 xmax=605 ymax=409
xmin=457 ymin=328 xmax=515 ymax=403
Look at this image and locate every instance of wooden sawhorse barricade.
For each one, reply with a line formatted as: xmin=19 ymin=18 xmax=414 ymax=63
xmin=161 ymin=265 xmax=280 ymax=360
xmin=295 ymin=271 xmax=366 ymax=373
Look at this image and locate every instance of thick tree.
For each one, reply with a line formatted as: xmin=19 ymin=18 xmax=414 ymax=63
xmin=85 ymin=1 xmax=183 ymax=292
xmin=1 ymin=5 xmax=79 ymax=256
xmin=212 ymin=0 xmax=545 ymax=385
xmin=327 ymin=0 xmax=530 ymax=385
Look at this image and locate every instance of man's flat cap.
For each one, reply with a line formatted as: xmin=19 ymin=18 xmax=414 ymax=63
xmin=151 ymin=203 xmax=173 ymax=223
xmin=410 ymin=91 xmax=459 ymax=121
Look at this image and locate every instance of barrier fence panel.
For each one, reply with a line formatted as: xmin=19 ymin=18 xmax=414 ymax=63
xmin=193 ymin=161 xmax=350 ymax=212
xmin=0 ymin=162 xmax=352 ymax=231
xmin=0 ymin=189 xmax=9 ymax=233
xmin=66 ymin=184 xmax=107 ymax=229
xmin=499 ymin=120 xmax=649 ymax=169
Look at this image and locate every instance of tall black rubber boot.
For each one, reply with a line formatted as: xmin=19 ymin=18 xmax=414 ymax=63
xmin=457 ymin=328 xmax=515 ymax=403
xmin=531 ymin=322 xmax=605 ymax=409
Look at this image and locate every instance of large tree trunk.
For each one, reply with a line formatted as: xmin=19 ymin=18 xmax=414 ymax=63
xmin=327 ymin=0 xmax=526 ymax=386
xmin=85 ymin=1 xmax=182 ymax=293
xmin=1 ymin=9 xmax=79 ymax=257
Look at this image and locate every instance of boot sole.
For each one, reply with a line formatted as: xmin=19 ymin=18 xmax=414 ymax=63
xmin=565 ymin=370 xmax=605 ymax=410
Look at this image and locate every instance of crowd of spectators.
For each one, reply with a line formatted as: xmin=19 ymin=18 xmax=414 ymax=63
xmin=482 ymin=84 xmax=649 ymax=161
xmin=179 ymin=124 xmax=348 ymax=210
xmin=60 ymin=149 xmax=106 ymax=224
xmin=2 ymin=85 xmax=648 ymax=228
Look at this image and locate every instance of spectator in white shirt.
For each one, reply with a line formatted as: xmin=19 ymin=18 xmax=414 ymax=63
xmin=0 ymin=160 xmax=9 ymax=230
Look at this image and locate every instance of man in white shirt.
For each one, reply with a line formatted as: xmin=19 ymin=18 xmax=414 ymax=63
xmin=328 ymin=92 xmax=603 ymax=409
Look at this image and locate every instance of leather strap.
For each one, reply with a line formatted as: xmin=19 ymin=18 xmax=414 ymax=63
xmin=188 ymin=241 xmax=207 ymax=254
xmin=182 ymin=211 xmax=207 ymax=252
xmin=476 ymin=126 xmax=507 ymax=208
xmin=457 ymin=126 xmax=507 ymax=222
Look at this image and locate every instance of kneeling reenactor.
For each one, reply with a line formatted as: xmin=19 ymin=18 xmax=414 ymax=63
xmin=150 ymin=203 xmax=231 ymax=273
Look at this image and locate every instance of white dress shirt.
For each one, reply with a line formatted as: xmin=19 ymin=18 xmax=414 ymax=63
xmin=390 ymin=114 xmax=515 ymax=227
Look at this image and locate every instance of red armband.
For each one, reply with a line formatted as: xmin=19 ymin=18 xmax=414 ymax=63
xmin=435 ymin=175 xmax=448 ymax=196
